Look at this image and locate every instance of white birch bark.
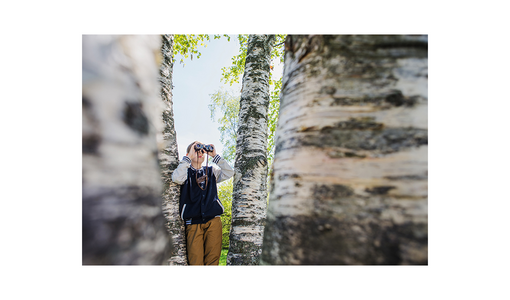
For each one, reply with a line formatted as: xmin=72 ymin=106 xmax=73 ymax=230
xmin=261 ymin=35 xmax=428 ymax=265
xmin=227 ymin=34 xmax=275 ymax=265
xmin=159 ymin=34 xmax=188 ymax=265
xmin=82 ymin=35 xmax=172 ymax=264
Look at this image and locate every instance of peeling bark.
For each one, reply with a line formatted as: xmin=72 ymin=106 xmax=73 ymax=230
xmin=261 ymin=35 xmax=428 ymax=265
xmin=227 ymin=34 xmax=275 ymax=265
xmin=159 ymin=34 xmax=187 ymax=265
xmin=82 ymin=35 xmax=172 ymax=264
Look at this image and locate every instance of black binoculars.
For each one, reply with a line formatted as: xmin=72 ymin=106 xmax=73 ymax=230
xmin=194 ymin=143 xmax=214 ymax=153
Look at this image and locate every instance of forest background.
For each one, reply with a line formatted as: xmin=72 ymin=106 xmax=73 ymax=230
xmin=172 ymin=34 xmax=285 ymax=264
xmin=3 ymin=1 xmax=510 ymax=300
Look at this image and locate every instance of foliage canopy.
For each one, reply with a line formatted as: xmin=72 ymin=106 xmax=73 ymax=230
xmin=173 ymin=34 xmax=230 ymax=66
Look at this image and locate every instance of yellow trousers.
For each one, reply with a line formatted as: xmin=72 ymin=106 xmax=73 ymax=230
xmin=185 ymin=217 xmax=222 ymax=265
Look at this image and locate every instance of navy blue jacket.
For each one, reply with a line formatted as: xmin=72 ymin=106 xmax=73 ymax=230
xmin=172 ymin=155 xmax=234 ymax=225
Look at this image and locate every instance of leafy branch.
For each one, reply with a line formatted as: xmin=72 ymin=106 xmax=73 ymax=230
xmin=173 ymin=34 xmax=230 ymax=66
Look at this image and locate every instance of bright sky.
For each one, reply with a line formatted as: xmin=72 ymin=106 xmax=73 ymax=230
xmin=172 ymin=35 xmax=283 ymax=163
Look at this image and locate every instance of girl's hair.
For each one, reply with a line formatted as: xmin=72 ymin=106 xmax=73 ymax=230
xmin=186 ymin=141 xmax=200 ymax=154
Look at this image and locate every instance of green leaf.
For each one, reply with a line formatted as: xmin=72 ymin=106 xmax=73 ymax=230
xmin=172 ymin=34 xmax=232 ymax=66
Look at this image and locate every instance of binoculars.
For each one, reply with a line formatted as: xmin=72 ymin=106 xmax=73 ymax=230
xmin=194 ymin=143 xmax=214 ymax=153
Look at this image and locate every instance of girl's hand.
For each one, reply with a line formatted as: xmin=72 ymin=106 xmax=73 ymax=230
xmin=208 ymin=144 xmax=217 ymax=157
xmin=187 ymin=142 xmax=198 ymax=161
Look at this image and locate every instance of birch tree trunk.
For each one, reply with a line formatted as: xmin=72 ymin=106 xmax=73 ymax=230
xmin=159 ymin=34 xmax=188 ymax=265
xmin=227 ymin=34 xmax=275 ymax=265
xmin=261 ymin=35 xmax=428 ymax=265
xmin=82 ymin=35 xmax=172 ymax=265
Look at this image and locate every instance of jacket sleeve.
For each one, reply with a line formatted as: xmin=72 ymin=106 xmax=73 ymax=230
xmin=172 ymin=156 xmax=192 ymax=185
xmin=211 ymin=155 xmax=234 ymax=183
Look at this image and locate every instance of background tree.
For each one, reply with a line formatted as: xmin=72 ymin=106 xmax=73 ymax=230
xmin=159 ymin=34 xmax=187 ymax=265
xmin=208 ymin=89 xmax=240 ymax=163
xmin=261 ymin=35 xmax=428 ymax=265
xmin=208 ymin=37 xmax=284 ymax=262
xmin=82 ymin=35 xmax=172 ymax=264
xmin=220 ymin=34 xmax=286 ymax=171
xmin=227 ymin=34 xmax=276 ymax=265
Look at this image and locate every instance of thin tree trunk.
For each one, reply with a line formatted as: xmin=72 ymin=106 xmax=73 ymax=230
xmin=82 ymin=35 xmax=172 ymax=264
xmin=227 ymin=34 xmax=275 ymax=265
xmin=261 ymin=35 xmax=428 ymax=265
xmin=159 ymin=34 xmax=187 ymax=265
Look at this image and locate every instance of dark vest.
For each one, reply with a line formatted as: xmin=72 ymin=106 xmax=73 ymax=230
xmin=179 ymin=166 xmax=224 ymax=224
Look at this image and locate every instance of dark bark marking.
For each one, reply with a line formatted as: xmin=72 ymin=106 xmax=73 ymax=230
xmin=372 ymin=40 xmax=428 ymax=51
xmin=365 ymin=186 xmax=396 ymax=195
xmin=262 ymin=215 xmax=427 ymax=265
xmin=324 ymin=117 xmax=384 ymax=131
xmin=278 ymin=173 xmax=302 ymax=181
xmin=294 ymin=125 xmax=427 ymax=154
xmin=82 ymin=96 xmax=101 ymax=154
xmin=330 ymin=90 xmax=420 ymax=108
xmin=332 ymin=35 xmax=428 ymax=59
xmin=384 ymin=90 xmax=405 ymax=106
xmin=385 ymin=173 xmax=428 ymax=181
xmin=231 ymin=218 xmax=263 ymax=227
xmin=312 ymin=184 xmax=354 ymax=199
xmin=82 ymin=186 xmax=172 ymax=265
xmin=227 ymin=248 xmax=261 ymax=265
xmin=238 ymin=101 xmax=267 ymax=123
xmin=326 ymin=148 xmax=367 ymax=159
xmin=83 ymin=135 xmax=101 ymax=154
xmin=82 ymin=96 xmax=92 ymax=108
xmin=123 ymin=101 xmax=149 ymax=135
xmin=383 ymin=90 xmax=419 ymax=107
xmin=320 ymin=86 xmax=337 ymax=95
xmin=236 ymin=155 xmax=267 ymax=178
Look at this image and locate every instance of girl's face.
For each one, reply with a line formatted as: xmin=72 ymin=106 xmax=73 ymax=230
xmin=196 ymin=150 xmax=205 ymax=162
xmin=192 ymin=141 xmax=206 ymax=164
